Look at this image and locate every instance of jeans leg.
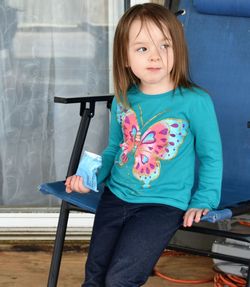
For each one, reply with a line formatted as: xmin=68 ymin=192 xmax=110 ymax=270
xmin=105 ymin=204 xmax=184 ymax=287
xmin=82 ymin=189 xmax=126 ymax=287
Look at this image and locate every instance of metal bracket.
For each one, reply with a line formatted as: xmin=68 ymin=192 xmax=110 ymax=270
xmin=54 ymin=95 xmax=114 ymax=117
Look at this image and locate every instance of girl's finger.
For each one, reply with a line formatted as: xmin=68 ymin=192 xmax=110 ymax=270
xmin=70 ymin=175 xmax=77 ymax=191
xmin=183 ymin=209 xmax=195 ymax=227
xmin=203 ymin=209 xmax=209 ymax=215
xmin=65 ymin=176 xmax=72 ymax=193
xmin=78 ymin=176 xmax=90 ymax=193
xmin=194 ymin=209 xmax=203 ymax=223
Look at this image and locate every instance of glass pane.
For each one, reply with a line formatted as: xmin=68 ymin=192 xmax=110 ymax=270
xmin=0 ymin=0 xmax=123 ymax=207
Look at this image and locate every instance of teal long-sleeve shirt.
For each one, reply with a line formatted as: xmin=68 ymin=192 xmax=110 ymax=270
xmin=97 ymin=85 xmax=223 ymax=211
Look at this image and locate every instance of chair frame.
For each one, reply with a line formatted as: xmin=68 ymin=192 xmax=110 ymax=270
xmin=47 ymin=95 xmax=112 ymax=286
xmin=44 ymin=96 xmax=250 ymax=287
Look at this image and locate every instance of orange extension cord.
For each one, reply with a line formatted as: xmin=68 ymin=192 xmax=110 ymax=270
xmin=238 ymin=220 xmax=250 ymax=227
xmin=212 ymin=220 xmax=249 ymax=286
xmin=213 ymin=271 xmax=246 ymax=287
xmin=154 ymin=249 xmax=247 ymax=286
xmin=153 ymin=250 xmax=214 ymax=284
xmin=212 ymin=219 xmax=249 ymax=286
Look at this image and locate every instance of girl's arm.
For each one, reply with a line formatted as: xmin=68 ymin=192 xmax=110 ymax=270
xmin=185 ymin=91 xmax=223 ymax=225
xmin=97 ymin=97 xmax=123 ymax=184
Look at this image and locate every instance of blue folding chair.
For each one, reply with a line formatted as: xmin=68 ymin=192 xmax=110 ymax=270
xmin=40 ymin=0 xmax=250 ymax=286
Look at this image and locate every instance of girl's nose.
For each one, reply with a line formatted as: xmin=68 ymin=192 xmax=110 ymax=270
xmin=149 ymin=48 xmax=160 ymax=62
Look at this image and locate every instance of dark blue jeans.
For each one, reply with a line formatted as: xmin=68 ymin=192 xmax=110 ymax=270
xmin=82 ymin=187 xmax=184 ymax=287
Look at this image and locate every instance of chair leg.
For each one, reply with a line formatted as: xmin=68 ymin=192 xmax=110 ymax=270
xmin=47 ymin=201 xmax=70 ymax=287
xmin=246 ymin=262 xmax=250 ymax=287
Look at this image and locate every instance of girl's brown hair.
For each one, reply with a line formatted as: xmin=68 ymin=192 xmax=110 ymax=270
xmin=113 ymin=3 xmax=192 ymax=106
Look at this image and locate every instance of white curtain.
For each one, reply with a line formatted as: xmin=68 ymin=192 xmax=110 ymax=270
xmin=0 ymin=0 xmax=119 ymax=207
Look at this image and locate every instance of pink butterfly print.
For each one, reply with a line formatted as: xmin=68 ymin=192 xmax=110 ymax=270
xmin=119 ymin=109 xmax=140 ymax=163
xmin=118 ymin=106 xmax=188 ymax=187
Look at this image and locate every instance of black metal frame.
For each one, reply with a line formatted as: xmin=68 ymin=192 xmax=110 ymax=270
xmin=46 ymin=95 xmax=250 ymax=287
xmin=169 ymin=225 xmax=250 ymax=266
xmin=47 ymin=95 xmax=113 ymax=287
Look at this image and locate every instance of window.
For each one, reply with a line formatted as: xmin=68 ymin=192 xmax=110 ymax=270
xmin=0 ymin=0 xmax=126 ymax=236
xmin=0 ymin=0 xmax=123 ymax=210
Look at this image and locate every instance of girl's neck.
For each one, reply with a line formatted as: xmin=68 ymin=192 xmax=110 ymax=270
xmin=139 ymin=82 xmax=175 ymax=95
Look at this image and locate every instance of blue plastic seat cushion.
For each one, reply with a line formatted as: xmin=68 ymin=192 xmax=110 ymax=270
xmin=38 ymin=181 xmax=103 ymax=212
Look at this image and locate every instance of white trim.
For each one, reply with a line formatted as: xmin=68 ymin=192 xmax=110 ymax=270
xmin=0 ymin=213 xmax=94 ymax=228
xmin=0 ymin=213 xmax=94 ymax=240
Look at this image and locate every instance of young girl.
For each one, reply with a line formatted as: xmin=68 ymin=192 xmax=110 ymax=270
xmin=66 ymin=3 xmax=223 ymax=286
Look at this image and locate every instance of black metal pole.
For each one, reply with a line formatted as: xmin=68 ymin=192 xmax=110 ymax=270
xmin=47 ymin=201 xmax=70 ymax=287
xmin=246 ymin=260 xmax=250 ymax=287
xmin=66 ymin=108 xmax=92 ymax=177
xmin=47 ymin=109 xmax=92 ymax=287
xmin=246 ymin=263 xmax=250 ymax=287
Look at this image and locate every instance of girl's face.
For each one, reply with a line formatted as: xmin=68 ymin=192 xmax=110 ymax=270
xmin=127 ymin=19 xmax=174 ymax=95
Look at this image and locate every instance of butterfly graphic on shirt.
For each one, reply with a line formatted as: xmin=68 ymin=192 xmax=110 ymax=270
xmin=117 ymin=104 xmax=188 ymax=187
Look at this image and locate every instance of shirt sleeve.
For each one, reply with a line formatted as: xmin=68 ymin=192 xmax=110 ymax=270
xmin=188 ymin=92 xmax=223 ymax=210
xmin=97 ymin=97 xmax=123 ymax=184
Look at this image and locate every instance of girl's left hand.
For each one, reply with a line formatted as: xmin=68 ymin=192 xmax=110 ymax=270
xmin=183 ymin=208 xmax=209 ymax=227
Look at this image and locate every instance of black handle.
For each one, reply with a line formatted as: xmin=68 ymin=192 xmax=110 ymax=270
xmin=54 ymin=95 xmax=114 ymax=116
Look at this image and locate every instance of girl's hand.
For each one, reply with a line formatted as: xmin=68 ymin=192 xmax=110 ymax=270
xmin=183 ymin=208 xmax=209 ymax=227
xmin=65 ymin=175 xmax=90 ymax=194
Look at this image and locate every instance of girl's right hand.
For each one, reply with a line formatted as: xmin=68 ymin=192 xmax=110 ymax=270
xmin=65 ymin=175 xmax=90 ymax=194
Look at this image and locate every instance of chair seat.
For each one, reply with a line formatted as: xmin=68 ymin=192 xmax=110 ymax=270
xmin=39 ymin=181 xmax=244 ymax=223
xmin=38 ymin=181 xmax=103 ymax=213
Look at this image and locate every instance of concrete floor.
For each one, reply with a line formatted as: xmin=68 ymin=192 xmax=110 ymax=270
xmin=0 ymin=243 xmax=215 ymax=287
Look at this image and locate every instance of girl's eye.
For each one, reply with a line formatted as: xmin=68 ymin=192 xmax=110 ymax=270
xmin=137 ymin=47 xmax=147 ymax=52
xmin=160 ymin=44 xmax=169 ymax=50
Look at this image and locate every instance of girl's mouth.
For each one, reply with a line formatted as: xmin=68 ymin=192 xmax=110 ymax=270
xmin=147 ymin=67 xmax=161 ymax=71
